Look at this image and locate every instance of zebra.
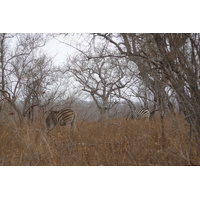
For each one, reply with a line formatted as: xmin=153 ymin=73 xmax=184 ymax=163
xmin=126 ymin=108 xmax=150 ymax=121
xmin=137 ymin=109 xmax=150 ymax=120
xmin=45 ymin=108 xmax=77 ymax=133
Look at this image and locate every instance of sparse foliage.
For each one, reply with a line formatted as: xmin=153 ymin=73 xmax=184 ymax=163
xmin=65 ymin=51 xmax=133 ymax=120
xmin=1 ymin=33 xmax=199 ymax=165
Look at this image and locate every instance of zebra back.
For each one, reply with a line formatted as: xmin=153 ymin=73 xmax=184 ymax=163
xmin=126 ymin=109 xmax=150 ymax=121
xmin=137 ymin=109 xmax=150 ymax=120
xmin=46 ymin=108 xmax=77 ymax=130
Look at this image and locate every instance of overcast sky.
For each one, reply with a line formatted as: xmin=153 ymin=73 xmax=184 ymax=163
xmin=44 ymin=37 xmax=76 ymax=66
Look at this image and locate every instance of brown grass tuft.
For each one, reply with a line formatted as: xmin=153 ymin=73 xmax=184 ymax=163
xmin=0 ymin=114 xmax=199 ymax=166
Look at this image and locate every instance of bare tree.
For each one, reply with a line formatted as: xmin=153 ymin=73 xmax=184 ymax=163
xmin=65 ymin=51 xmax=133 ymax=120
xmin=0 ymin=33 xmax=60 ymax=123
xmin=59 ymin=33 xmax=199 ymax=149
xmin=87 ymin=33 xmax=200 ymax=145
xmin=0 ymin=34 xmax=47 ymax=120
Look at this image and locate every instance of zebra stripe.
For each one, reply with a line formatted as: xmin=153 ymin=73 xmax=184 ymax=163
xmin=137 ymin=109 xmax=150 ymax=120
xmin=46 ymin=108 xmax=77 ymax=131
xmin=127 ymin=109 xmax=150 ymax=121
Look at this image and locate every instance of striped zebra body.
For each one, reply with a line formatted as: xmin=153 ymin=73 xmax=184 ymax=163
xmin=46 ymin=108 xmax=77 ymax=131
xmin=137 ymin=109 xmax=150 ymax=120
xmin=127 ymin=109 xmax=150 ymax=121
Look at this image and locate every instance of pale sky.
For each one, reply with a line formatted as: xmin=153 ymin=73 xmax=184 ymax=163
xmin=44 ymin=37 xmax=76 ymax=66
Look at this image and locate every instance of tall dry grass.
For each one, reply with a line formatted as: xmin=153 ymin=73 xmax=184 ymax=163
xmin=0 ymin=114 xmax=199 ymax=166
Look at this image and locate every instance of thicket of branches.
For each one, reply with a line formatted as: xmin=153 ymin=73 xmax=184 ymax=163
xmin=1 ymin=33 xmax=200 ymax=148
xmin=63 ymin=33 xmax=200 ymax=144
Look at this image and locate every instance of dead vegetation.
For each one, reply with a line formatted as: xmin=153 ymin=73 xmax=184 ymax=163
xmin=0 ymin=114 xmax=199 ymax=166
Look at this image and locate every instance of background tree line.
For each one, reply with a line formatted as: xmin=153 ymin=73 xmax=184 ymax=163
xmin=0 ymin=33 xmax=200 ymax=145
xmin=63 ymin=33 xmax=200 ymax=143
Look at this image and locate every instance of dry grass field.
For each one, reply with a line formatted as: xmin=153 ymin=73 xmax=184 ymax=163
xmin=0 ymin=114 xmax=199 ymax=166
